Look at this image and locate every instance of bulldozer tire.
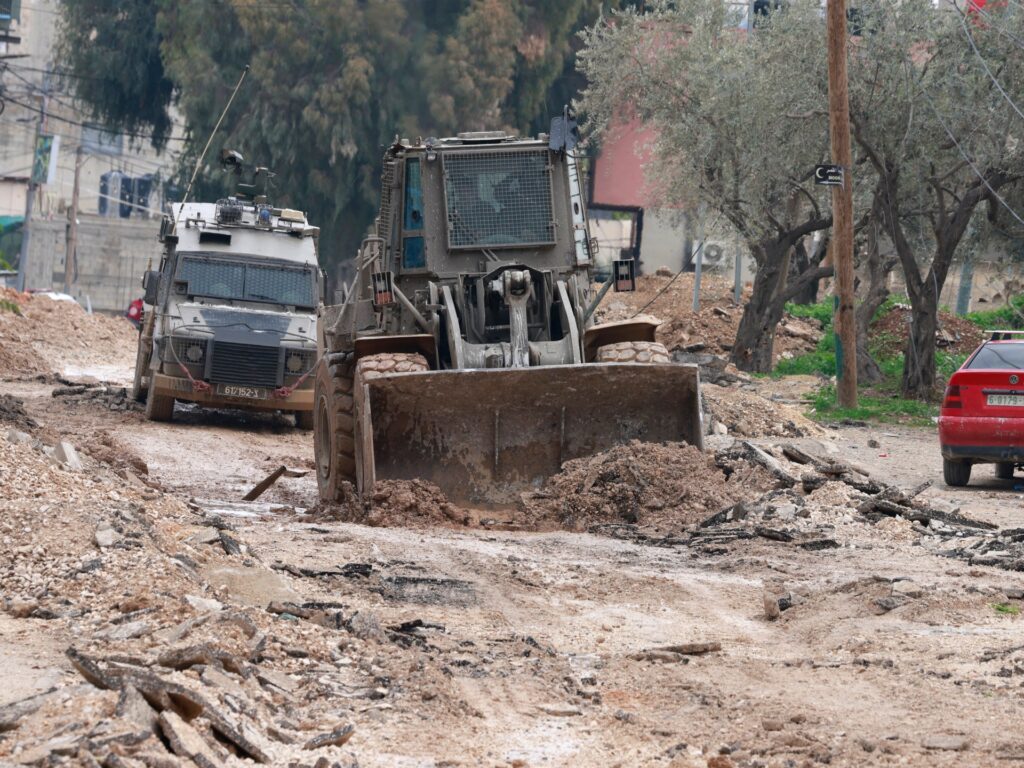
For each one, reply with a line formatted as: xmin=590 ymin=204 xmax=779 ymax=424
xmin=356 ymin=352 xmax=430 ymax=380
xmin=595 ymin=341 xmax=671 ymax=364
xmin=314 ymin=354 xmax=356 ymax=502
xmin=294 ymin=410 xmax=314 ymax=430
xmin=144 ymin=388 xmax=175 ymax=422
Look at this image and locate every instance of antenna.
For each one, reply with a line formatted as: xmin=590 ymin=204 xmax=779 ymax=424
xmin=173 ymin=65 xmax=250 ymax=230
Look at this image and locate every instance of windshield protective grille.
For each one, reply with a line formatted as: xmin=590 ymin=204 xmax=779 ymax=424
xmin=178 ymin=255 xmax=314 ymax=307
xmin=443 ymin=150 xmax=555 ymax=249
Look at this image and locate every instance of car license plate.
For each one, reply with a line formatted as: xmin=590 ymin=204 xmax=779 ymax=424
xmin=987 ymin=393 xmax=1024 ymax=407
xmin=218 ymin=384 xmax=268 ymax=400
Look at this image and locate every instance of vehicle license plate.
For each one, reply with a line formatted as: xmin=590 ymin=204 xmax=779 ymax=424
xmin=218 ymin=384 xmax=268 ymax=400
xmin=987 ymin=393 xmax=1024 ymax=407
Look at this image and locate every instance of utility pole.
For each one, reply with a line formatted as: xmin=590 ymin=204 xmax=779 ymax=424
xmin=826 ymin=0 xmax=857 ymax=408
xmin=65 ymin=145 xmax=85 ymax=295
xmin=16 ymin=91 xmax=45 ymax=293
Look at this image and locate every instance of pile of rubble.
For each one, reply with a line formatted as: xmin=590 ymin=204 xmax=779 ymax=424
xmin=702 ymin=384 xmax=823 ymax=438
xmin=0 ymin=291 xmax=137 ymax=379
xmin=0 ymin=426 xmax=413 ymax=766
xmin=594 ymin=273 xmax=823 ymax=360
xmin=51 ymin=381 xmax=143 ymax=413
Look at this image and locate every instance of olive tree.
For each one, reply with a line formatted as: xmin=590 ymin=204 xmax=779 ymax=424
xmin=579 ymin=1 xmax=841 ymax=372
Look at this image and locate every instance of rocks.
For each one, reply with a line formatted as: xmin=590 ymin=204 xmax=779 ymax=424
xmin=94 ymin=521 xmax=121 ymax=548
xmin=302 ymin=724 xmax=355 ymax=750
xmin=184 ymin=595 xmax=224 ymax=614
xmin=922 ymin=734 xmax=970 ymax=751
xmin=538 ymin=704 xmax=583 ymax=717
xmin=159 ymin=711 xmax=224 ymax=768
xmin=55 ymin=440 xmax=84 ymax=470
xmin=761 ymin=718 xmax=784 ymax=732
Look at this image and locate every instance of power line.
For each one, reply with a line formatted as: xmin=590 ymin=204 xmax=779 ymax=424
xmin=955 ymin=1 xmax=1024 ymax=121
xmin=919 ymin=83 xmax=1024 ymax=229
xmin=0 ymin=92 xmax=188 ymax=143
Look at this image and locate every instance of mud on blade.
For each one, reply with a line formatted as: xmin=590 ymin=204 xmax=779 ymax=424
xmin=358 ymin=363 xmax=703 ymax=508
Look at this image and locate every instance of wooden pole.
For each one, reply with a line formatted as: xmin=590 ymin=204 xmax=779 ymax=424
xmin=826 ymin=0 xmax=857 ymax=407
xmin=65 ymin=145 xmax=84 ymax=295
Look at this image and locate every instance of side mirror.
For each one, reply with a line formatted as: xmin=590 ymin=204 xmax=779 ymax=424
xmin=613 ymin=259 xmax=636 ymax=292
xmin=142 ymin=270 xmax=161 ymax=305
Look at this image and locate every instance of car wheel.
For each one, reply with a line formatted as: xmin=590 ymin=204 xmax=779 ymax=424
xmin=943 ymin=458 xmax=971 ymax=487
xmin=995 ymin=462 xmax=1015 ymax=480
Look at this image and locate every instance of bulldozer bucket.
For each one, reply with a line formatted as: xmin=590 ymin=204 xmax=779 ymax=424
xmin=357 ymin=363 xmax=702 ymax=508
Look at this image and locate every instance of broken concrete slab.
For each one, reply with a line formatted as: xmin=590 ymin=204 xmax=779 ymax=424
xmin=55 ymin=440 xmax=84 ymax=470
xmin=302 ymin=723 xmax=354 ymax=750
xmin=201 ymin=565 xmax=298 ymax=607
xmin=94 ymin=522 xmax=121 ymax=549
xmin=159 ymin=710 xmax=224 ymax=768
xmin=0 ymin=688 xmax=56 ymax=732
xmin=115 ymin=685 xmax=159 ymax=734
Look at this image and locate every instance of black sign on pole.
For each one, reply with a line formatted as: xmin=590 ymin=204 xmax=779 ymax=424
xmin=814 ymin=164 xmax=845 ymax=187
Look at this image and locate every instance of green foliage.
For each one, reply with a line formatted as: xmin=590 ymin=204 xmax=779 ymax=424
xmin=784 ymin=299 xmax=834 ymax=328
xmin=0 ymin=299 xmax=22 ymax=316
xmin=810 ymin=385 xmax=937 ymax=427
xmin=56 ymin=0 xmax=175 ymax=147
xmin=965 ymin=295 xmax=1024 ymax=331
xmin=993 ymin=603 xmax=1021 ymax=616
xmin=56 ymin=0 xmax=625 ymax=272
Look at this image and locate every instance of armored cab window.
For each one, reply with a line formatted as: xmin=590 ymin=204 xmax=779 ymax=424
xmin=402 ymin=158 xmax=426 ymax=270
xmin=442 ymin=149 xmax=555 ymax=249
xmin=177 ymin=254 xmax=315 ymax=308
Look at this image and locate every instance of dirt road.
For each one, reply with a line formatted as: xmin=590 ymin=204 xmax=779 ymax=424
xmin=3 ymin=366 xmax=1023 ymax=767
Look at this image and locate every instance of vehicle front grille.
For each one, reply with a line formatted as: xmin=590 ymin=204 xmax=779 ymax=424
xmin=209 ymin=342 xmax=280 ymax=387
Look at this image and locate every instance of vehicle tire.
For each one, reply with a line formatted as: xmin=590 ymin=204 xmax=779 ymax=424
xmin=995 ymin=462 xmax=1015 ymax=480
xmin=294 ymin=410 xmax=314 ymax=430
xmin=131 ymin=339 xmax=150 ymax=403
xmin=943 ymin=458 xmax=972 ymax=487
xmin=356 ymin=352 xmax=431 ymax=379
xmin=314 ymin=353 xmax=356 ymax=503
xmin=144 ymin=388 xmax=175 ymax=422
xmin=596 ymin=340 xmax=671 ymax=364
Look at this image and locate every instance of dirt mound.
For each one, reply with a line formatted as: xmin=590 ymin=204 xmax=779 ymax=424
xmin=872 ymin=305 xmax=986 ymax=358
xmin=703 ymin=383 xmax=824 ymax=438
xmin=0 ymin=393 xmax=37 ymax=431
xmin=0 ymin=292 xmax=137 ymax=379
xmin=595 ymin=274 xmax=822 ymax=360
xmin=521 ymin=441 xmax=775 ymax=534
xmin=316 ymin=479 xmax=473 ymax=527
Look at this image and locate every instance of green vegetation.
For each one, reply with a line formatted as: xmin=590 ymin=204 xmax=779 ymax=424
xmin=965 ymin=295 xmax=1024 ymax=331
xmin=0 ymin=299 xmax=21 ymax=315
xmin=993 ymin=602 xmax=1021 ymax=616
xmin=773 ymin=297 xmax=970 ymax=424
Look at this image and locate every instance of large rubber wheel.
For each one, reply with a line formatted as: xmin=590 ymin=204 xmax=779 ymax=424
xmin=943 ymin=458 xmax=972 ymax=487
xmin=595 ymin=340 xmax=671 ymax=364
xmin=314 ymin=351 xmax=430 ymax=503
xmin=314 ymin=353 xmax=356 ymax=503
xmin=131 ymin=338 xmax=150 ymax=403
xmin=294 ymin=410 xmax=314 ymax=430
xmin=144 ymin=387 xmax=175 ymax=422
xmin=995 ymin=462 xmax=1015 ymax=480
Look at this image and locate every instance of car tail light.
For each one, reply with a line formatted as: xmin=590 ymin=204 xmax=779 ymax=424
xmin=942 ymin=383 xmax=962 ymax=409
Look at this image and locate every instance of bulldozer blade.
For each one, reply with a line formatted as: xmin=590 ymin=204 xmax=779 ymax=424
xmin=358 ymin=363 xmax=702 ymax=508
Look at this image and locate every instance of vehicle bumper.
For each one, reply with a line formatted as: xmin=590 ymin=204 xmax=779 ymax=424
xmin=151 ymin=372 xmax=313 ymax=412
xmin=939 ymin=415 xmax=1024 ymax=462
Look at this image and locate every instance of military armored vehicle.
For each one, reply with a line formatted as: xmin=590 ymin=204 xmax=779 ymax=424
xmin=314 ymin=117 xmax=702 ymax=507
xmin=133 ymin=194 xmax=322 ymax=426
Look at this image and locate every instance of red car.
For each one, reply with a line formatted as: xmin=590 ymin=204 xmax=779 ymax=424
xmin=939 ymin=331 xmax=1024 ymax=486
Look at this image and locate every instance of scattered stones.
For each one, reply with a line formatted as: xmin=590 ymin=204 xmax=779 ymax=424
xmin=922 ymin=735 xmax=970 ymax=751
xmin=302 ymin=724 xmax=355 ymax=750
xmin=94 ymin=522 xmax=121 ymax=548
xmin=55 ymin=440 xmax=84 ymax=470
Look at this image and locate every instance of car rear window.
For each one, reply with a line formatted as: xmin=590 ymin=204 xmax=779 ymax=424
xmin=967 ymin=343 xmax=1024 ymax=370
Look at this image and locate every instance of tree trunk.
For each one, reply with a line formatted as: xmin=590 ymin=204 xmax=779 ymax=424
xmin=731 ymin=254 xmax=787 ymax=373
xmin=854 ymin=213 xmax=893 ymax=384
xmin=902 ymin=301 xmax=938 ymax=398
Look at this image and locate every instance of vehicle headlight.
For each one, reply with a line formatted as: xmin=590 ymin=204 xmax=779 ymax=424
xmin=285 ymin=352 xmax=305 ymax=373
xmin=185 ymin=343 xmax=204 ymax=363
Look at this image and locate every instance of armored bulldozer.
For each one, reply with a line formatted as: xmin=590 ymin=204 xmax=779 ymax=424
xmin=315 ymin=120 xmax=702 ymax=507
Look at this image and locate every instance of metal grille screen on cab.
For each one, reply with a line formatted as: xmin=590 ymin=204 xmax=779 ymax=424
xmin=443 ymin=150 xmax=555 ymax=249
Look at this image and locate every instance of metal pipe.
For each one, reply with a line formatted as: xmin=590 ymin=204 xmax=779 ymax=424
xmin=392 ymin=283 xmax=431 ymax=333
xmin=583 ymin=278 xmax=614 ymax=323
